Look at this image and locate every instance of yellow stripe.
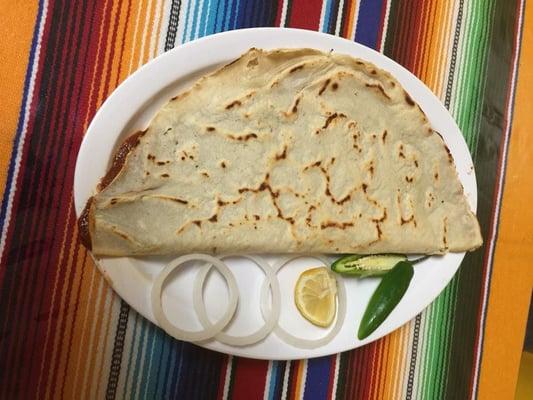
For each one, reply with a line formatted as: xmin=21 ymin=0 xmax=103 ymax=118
xmin=478 ymin=2 xmax=533 ymax=398
xmin=0 ymin=2 xmax=38 ymax=201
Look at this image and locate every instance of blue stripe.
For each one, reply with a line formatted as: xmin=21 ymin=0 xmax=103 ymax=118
xmin=354 ymin=0 xmax=384 ymax=49
xmin=303 ymin=357 xmax=332 ymax=400
xmin=321 ymin=0 xmax=333 ymax=33
xmin=182 ymin=0 xmax=193 ymax=43
xmin=0 ymin=0 xmax=45 ymax=233
xmin=267 ymin=362 xmax=278 ymax=400
xmin=130 ymin=319 xmax=150 ymax=399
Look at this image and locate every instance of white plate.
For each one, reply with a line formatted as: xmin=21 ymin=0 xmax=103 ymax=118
xmin=74 ymin=28 xmax=477 ymax=360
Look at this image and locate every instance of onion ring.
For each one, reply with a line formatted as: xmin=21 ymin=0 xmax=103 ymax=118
xmin=151 ymin=254 xmax=238 ymax=342
xmin=260 ymin=255 xmax=347 ymax=349
xmin=193 ymin=255 xmax=281 ymax=346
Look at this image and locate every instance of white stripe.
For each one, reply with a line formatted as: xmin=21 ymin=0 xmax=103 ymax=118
xmin=318 ymin=0 xmax=328 ymax=32
xmin=0 ymin=0 xmax=48 ymax=260
xmin=222 ymin=356 xmax=233 ymax=400
xmin=281 ymin=361 xmax=291 ymax=399
xmin=176 ymin=0 xmax=190 ymax=45
xmin=203 ymin=0 xmax=213 ymax=37
xmin=148 ymin=0 xmax=164 ymax=58
xmin=184 ymin=0 xmax=196 ymax=42
xmin=379 ymin=0 xmax=392 ymax=52
xmin=279 ymin=0 xmax=289 ymax=27
xmin=158 ymin=0 xmax=173 ymax=53
xmin=128 ymin=0 xmax=144 ymax=73
xmin=193 ymin=0 xmax=205 ymax=40
xmin=263 ymin=360 xmax=273 ymax=400
xmin=470 ymin=1 xmax=525 ymax=398
xmin=298 ymin=360 xmax=308 ymax=400
xmin=138 ymin=0 xmax=155 ymax=68
xmin=351 ymin=0 xmax=361 ymax=41
xmin=331 ymin=353 xmax=340 ymax=397
xmin=334 ymin=0 xmax=345 ymax=36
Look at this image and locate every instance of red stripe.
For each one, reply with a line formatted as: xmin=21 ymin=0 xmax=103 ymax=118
xmin=375 ymin=0 xmax=388 ymax=49
xmin=326 ymin=354 xmax=337 ymax=400
xmin=216 ymin=356 xmax=230 ymax=400
xmin=274 ymin=0 xmax=284 ymax=26
xmin=287 ymin=0 xmax=322 ymax=30
xmin=468 ymin=0 xmax=524 ymax=396
xmin=229 ymin=358 xmax=269 ymax=400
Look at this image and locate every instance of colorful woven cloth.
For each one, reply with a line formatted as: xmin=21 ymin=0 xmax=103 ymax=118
xmin=1 ymin=1 xmax=532 ymax=399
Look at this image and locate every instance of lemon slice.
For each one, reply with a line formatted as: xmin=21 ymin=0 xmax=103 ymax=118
xmin=294 ymin=267 xmax=337 ymax=327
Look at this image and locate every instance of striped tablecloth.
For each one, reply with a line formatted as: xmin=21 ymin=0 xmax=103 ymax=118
xmin=1 ymin=1 xmax=532 ymax=399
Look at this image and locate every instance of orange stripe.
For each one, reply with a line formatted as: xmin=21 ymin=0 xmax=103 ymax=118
xmin=344 ymin=0 xmax=357 ymax=40
xmin=478 ymin=2 xmax=533 ymax=399
xmin=0 ymin=2 xmax=39 ymax=200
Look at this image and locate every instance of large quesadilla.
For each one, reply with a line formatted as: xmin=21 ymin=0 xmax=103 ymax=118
xmin=78 ymin=48 xmax=482 ymax=256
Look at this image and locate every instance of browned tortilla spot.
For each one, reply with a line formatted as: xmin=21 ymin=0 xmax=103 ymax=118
xmin=331 ymin=82 xmax=339 ymax=91
xmin=372 ymin=209 xmax=387 ymax=223
xmin=291 ymin=98 xmax=300 ymax=113
xmin=78 ymin=197 xmax=94 ymax=250
xmin=208 ymin=215 xmax=218 ymax=222
xmin=365 ymin=83 xmax=391 ymax=99
xmin=382 ymin=130 xmax=388 ymax=143
xmin=206 ymin=126 xmax=216 ymax=132
xmin=193 ymin=220 xmax=202 ymax=227
xmin=228 ymin=133 xmax=258 ymax=141
xmin=98 ymin=130 xmax=145 ymax=190
xmin=289 ymin=64 xmax=304 ymax=73
xmin=404 ymin=91 xmax=415 ymax=106
xmin=320 ymin=221 xmax=354 ymax=229
xmin=405 ymin=176 xmax=413 ymax=183
xmin=318 ymin=79 xmax=330 ymax=95
xmin=443 ymin=144 xmax=453 ymax=163
xmin=275 ymin=145 xmax=288 ymax=160
xmin=161 ymin=174 xmax=170 ymax=178
xmin=225 ymin=100 xmax=242 ymax=109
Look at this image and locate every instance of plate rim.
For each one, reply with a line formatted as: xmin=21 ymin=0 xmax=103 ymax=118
xmin=74 ymin=27 xmax=477 ymax=360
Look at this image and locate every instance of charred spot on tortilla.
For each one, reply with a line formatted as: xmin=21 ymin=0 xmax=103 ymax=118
xmin=404 ymin=90 xmax=415 ymax=106
xmin=275 ymin=145 xmax=288 ymax=160
xmin=318 ymin=79 xmax=330 ymax=95
xmin=99 ymin=130 xmax=145 ymax=190
xmin=78 ymin=197 xmax=94 ymax=250
xmin=382 ymin=130 xmax=388 ymax=143
xmin=331 ymin=82 xmax=339 ymax=91
xmin=365 ymin=83 xmax=391 ymax=100
xmin=225 ymin=100 xmax=241 ymax=110
xmin=289 ymin=64 xmax=304 ymax=73
xmin=206 ymin=126 xmax=216 ymax=132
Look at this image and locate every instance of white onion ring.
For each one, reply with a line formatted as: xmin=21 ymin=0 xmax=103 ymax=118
xmin=193 ymin=255 xmax=281 ymax=346
xmin=260 ymin=255 xmax=347 ymax=349
xmin=151 ymin=254 xmax=238 ymax=342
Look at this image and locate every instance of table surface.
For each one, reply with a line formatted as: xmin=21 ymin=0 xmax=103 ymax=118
xmin=0 ymin=1 xmax=532 ymax=399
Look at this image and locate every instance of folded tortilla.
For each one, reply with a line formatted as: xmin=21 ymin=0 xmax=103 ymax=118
xmin=79 ymin=48 xmax=482 ymax=256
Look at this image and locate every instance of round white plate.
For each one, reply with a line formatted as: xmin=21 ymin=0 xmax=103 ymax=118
xmin=74 ymin=28 xmax=477 ymax=360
